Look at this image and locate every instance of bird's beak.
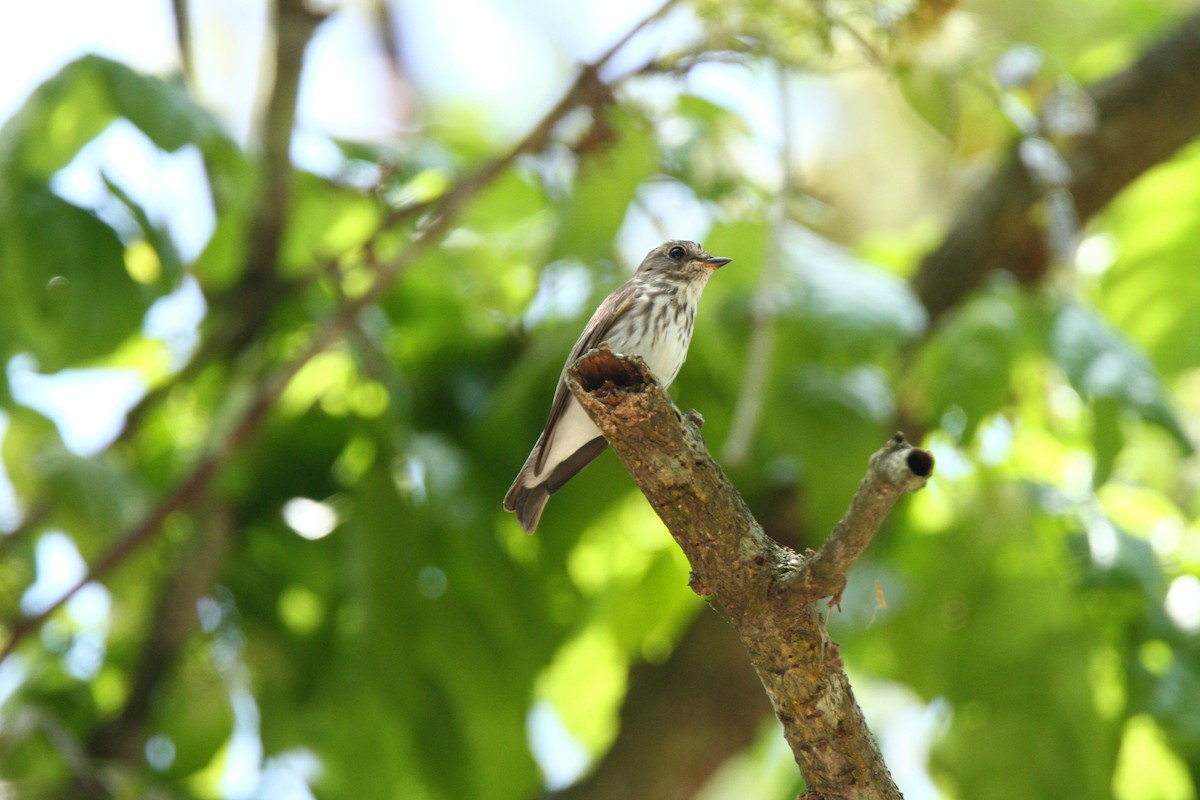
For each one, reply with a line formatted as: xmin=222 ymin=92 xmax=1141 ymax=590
xmin=700 ymin=256 xmax=732 ymax=270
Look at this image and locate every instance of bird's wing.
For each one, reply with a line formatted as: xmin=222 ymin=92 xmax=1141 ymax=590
xmin=533 ymin=279 xmax=639 ymax=475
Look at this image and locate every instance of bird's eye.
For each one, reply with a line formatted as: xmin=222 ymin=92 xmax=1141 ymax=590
xmin=668 ymin=246 xmax=686 ymax=260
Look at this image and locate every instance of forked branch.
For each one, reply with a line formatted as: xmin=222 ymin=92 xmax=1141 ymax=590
xmin=566 ymin=347 xmax=934 ymax=800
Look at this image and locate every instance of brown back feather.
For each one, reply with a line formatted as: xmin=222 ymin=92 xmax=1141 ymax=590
xmin=533 ymin=279 xmax=640 ymax=475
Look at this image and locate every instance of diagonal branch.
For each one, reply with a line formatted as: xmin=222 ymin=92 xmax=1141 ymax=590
xmin=120 ymin=0 xmax=325 ymax=442
xmin=0 ymin=0 xmax=680 ymax=665
xmin=912 ymin=11 xmax=1200 ymax=319
xmin=543 ymin=13 xmax=1200 ymax=795
xmin=566 ymin=348 xmax=932 ymax=800
xmin=87 ymin=500 xmax=233 ymax=763
xmin=788 ymin=435 xmax=933 ymax=608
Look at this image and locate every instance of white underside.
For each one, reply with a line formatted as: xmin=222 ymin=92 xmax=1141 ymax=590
xmin=534 ymin=398 xmax=601 ymax=482
xmin=529 ymin=280 xmax=704 ymax=484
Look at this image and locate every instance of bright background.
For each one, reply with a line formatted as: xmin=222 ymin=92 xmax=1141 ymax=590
xmin=2 ymin=1 xmax=1200 ymax=798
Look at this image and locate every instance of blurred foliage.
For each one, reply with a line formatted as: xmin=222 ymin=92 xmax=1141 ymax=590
xmin=0 ymin=2 xmax=1199 ymax=800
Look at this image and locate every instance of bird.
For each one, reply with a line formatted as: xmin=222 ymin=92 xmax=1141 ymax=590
xmin=505 ymin=240 xmax=731 ymax=533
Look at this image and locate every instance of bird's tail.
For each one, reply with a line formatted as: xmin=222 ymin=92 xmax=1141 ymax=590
xmin=504 ymin=436 xmax=608 ymax=534
xmin=504 ymin=477 xmax=551 ymax=534
xmin=504 ymin=440 xmax=549 ymax=534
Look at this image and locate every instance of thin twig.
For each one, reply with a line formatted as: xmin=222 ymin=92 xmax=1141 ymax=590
xmin=722 ymin=63 xmax=797 ymax=466
xmin=566 ymin=349 xmax=931 ymax=798
xmin=785 ymin=432 xmax=934 ymax=608
xmin=171 ymin=0 xmax=193 ymax=79
xmin=826 ymin=8 xmax=886 ymax=68
xmin=2 ymin=0 xmax=682 ymax=565
xmin=0 ymin=0 xmax=681 ymax=664
xmin=119 ymin=0 xmax=325 ymax=440
xmin=221 ymin=0 xmax=327 ymax=354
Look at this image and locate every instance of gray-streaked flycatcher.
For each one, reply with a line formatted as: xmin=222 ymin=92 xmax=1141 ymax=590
xmin=504 ymin=240 xmax=731 ymax=533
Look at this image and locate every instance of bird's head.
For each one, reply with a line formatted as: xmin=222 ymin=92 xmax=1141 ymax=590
xmin=637 ymin=240 xmax=732 ymax=282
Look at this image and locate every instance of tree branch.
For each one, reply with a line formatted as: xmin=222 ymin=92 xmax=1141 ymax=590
xmin=119 ymin=0 xmax=326 ymax=441
xmin=566 ymin=348 xmax=932 ymax=799
xmin=221 ymin=0 xmax=326 ymax=352
xmin=86 ymin=499 xmax=233 ymax=764
xmin=553 ymin=611 xmax=771 ymax=800
xmin=171 ymin=0 xmax=193 ymax=79
xmin=247 ymin=0 xmax=324 ymax=272
xmin=913 ymin=11 xmax=1200 ymax=319
xmin=551 ymin=14 xmax=1199 ymax=793
xmin=554 ymin=482 xmax=811 ymax=799
xmin=787 ymin=435 xmax=933 ymax=608
xmin=0 ymin=0 xmax=680 ymax=665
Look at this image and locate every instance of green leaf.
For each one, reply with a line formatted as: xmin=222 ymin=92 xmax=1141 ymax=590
xmin=0 ymin=65 xmax=113 ymax=181
xmin=0 ymin=54 xmax=228 ymax=181
xmin=459 ymin=167 xmax=548 ymax=234
xmin=0 ymin=185 xmax=147 ymax=370
xmin=1091 ymin=397 xmax=1123 ymax=487
xmin=0 ymin=407 xmax=142 ymax=559
xmin=778 ymin=225 xmax=927 ymax=366
xmin=909 ymin=281 xmax=1031 ymax=441
xmin=1070 ymin=524 xmax=1162 ymax=600
xmin=0 ymin=54 xmax=249 ymax=295
xmin=1097 ymin=144 xmax=1200 ymax=377
xmin=1049 ymin=300 xmax=1192 ymax=454
xmin=279 ymin=172 xmax=382 ymax=279
xmin=155 ymin=647 xmax=235 ymax=779
xmin=551 ymin=105 xmax=657 ymax=265
xmin=0 ymin=55 xmax=245 ymax=367
xmin=676 ymin=93 xmax=736 ymax=126
xmin=896 ymin=67 xmax=959 ymax=139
